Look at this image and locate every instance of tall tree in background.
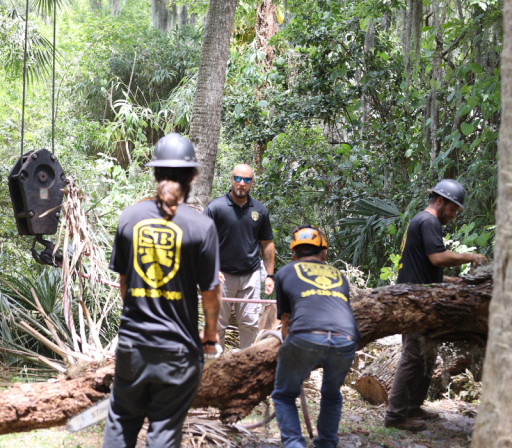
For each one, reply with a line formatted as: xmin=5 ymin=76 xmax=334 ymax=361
xmin=112 ymin=0 xmax=120 ymax=16
xmin=471 ymin=1 xmax=512 ymax=445
xmin=189 ymin=0 xmax=237 ymax=209
xmin=151 ymin=0 xmax=170 ymax=32
xmin=254 ymin=0 xmax=279 ymax=170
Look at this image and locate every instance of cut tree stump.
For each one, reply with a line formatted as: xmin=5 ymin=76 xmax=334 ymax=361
xmin=354 ymin=346 xmax=401 ymax=405
xmin=0 ymin=278 xmax=492 ymax=434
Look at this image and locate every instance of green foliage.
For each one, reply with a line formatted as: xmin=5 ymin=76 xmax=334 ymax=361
xmin=223 ymin=0 xmax=499 ymax=283
xmin=258 ymin=124 xmax=356 ymax=266
xmin=379 ymin=253 xmax=401 ymax=284
xmin=338 ymin=197 xmax=401 ymax=269
xmin=0 ymin=267 xmax=68 ymax=364
xmin=0 ymin=7 xmax=54 ymax=83
xmin=0 ymin=0 xmax=502 ymax=367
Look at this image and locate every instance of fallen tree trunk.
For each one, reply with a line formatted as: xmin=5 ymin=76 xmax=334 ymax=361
xmin=0 ymin=279 xmax=492 ymax=433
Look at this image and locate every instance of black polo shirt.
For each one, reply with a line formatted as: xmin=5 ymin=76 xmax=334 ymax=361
xmin=275 ymin=260 xmax=360 ymax=342
xmin=203 ymin=192 xmax=273 ymax=275
xmin=396 ymin=210 xmax=446 ymax=284
xmin=110 ymin=200 xmax=220 ymax=353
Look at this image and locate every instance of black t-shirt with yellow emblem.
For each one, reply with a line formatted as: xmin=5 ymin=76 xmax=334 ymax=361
xmin=110 ymin=200 xmax=220 ymax=352
xmin=203 ymin=192 xmax=273 ymax=275
xmin=275 ymin=260 xmax=360 ymax=341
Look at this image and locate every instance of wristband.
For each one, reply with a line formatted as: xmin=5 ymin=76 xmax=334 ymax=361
xmin=266 ymin=274 xmax=275 ymax=280
xmin=202 ymin=341 xmax=217 ymax=346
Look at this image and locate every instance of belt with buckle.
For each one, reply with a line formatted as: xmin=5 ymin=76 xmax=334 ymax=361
xmin=295 ymin=330 xmax=349 ymax=338
xmin=310 ymin=330 xmax=343 ymax=336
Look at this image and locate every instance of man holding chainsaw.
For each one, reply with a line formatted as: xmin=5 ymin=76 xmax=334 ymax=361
xmin=272 ymin=225 xmax=360 ymax=448
xmin=102 ymin=133 xmax=221 ymax=448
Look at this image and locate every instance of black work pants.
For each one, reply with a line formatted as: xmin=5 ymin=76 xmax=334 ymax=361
xmin=384 ymin=333 xmax=437 ymax=424
xmin=102 ymin=341 xmax=201 ymax=448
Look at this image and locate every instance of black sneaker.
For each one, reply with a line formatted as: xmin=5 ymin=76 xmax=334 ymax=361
xmin=408 ymin=407 xmax=440 ymax=420
xmin=384 ymin=418 xmax=427 ymax=432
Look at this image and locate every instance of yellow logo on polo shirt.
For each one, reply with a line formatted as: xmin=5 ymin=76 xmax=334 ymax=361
xmin=251 ymin=211 xmax=259 ymax=221
xmin=294 ymin=262 xmax=343 ymax=290
xmin=133 ymin=219 xmax=183 ymax=290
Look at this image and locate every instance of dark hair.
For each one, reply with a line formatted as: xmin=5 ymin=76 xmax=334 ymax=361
xmin=429 ymin=192 xmax=446 ymax=205
xmin=293 ymin=244 xmax=324 ymax=259
xmin=154 ymin=167 xmax=198 ymax=219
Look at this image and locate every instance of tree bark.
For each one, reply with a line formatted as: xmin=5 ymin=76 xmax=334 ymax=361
xmin=256 ymin=0 xmax=279 ymax=72
xmin=472 ymin=1 xmax=512 ymax=444
xmin=253 ymin=0 xmax=279 ymax=172
xmin=0 ymin=279 xmax=492 ymax=433
xmin=112 ymin=0 xmax=120 ymax=17
xmin=151 ymin=0 xmax=170 ymax=33
xmin=188 ymin=0 xmax=237 ymax=210
xmin=90 ymin=0 xmax=102 ymax=11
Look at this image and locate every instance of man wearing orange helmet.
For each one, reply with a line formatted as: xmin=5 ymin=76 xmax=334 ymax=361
xmin=272 ymin=225 xmax=360 ymax=448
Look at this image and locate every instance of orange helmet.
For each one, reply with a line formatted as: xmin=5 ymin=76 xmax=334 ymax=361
xmin=290 ymin=225 xmax=328 ymax=251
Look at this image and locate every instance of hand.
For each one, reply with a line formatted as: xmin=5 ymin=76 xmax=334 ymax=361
xmin=264 ymin=276 xmax=274 ymax=295
xmin=200 ymin=331 xmax=220 ymax=355
xmin=471 ymin=254 xmax=487 ymax=266
xmin=444 ymin=275 xmax=463 ymax=283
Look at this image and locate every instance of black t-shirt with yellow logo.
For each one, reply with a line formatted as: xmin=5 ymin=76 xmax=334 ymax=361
xmin=110 ymin=200 xmax=220 ymax=353
xmin=396 ymin=211 xmax=445 ymax=285
xmin=203 ymin=192 xmax=273 ymax=275
xmin=275 ymin=260 xmax=360 ymax=341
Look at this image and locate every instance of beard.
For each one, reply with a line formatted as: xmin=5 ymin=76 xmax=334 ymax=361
xmin=232 ymin=188 xmax=249 ymax=199
xmin=437 ymin=204 xmax=452 ymax=225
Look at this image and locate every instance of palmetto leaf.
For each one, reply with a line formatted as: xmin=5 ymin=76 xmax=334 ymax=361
xmin=0 ymin=268 xmax=60 ymax=314
xmin=342 ymin=197 xmax=400 ymax=218
xmin=33 ymin=0 xmax=70 ymax=17
xmin=1 ymin=8 xmax=56 ymax=82
xmin=337 ymin=197 xmax=400 ymax=267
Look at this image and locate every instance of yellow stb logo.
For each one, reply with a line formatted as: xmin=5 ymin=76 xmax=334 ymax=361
xmin=294 ymin=262 xmax=343 ymax=290
xmin=133 ymin=219 xmax=183 ymax=289
xmin=251 ymin=211 xmax=259 ymax=221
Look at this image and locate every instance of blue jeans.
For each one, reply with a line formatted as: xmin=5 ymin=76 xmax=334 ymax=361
xmin=272 ymin=332 xmax=357 ymax=448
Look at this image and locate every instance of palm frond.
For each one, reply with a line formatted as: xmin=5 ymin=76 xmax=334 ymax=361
xmin=337 ymin=197 xmax=400 ymax=267
xmin=33 ymin=0 xmax=70 ymax=17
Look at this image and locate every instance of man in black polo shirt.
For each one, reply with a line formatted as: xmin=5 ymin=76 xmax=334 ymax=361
xmin=272 ymin=225 xmax=359 ymax=448
xmin=383 ymin=179 xmax=487 ymax=432
xmin=204 ymin=164 xmax=274 ymax=349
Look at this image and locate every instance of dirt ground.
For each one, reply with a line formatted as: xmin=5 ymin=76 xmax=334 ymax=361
xmin=178 ymin=375 xmax=478 ymax=448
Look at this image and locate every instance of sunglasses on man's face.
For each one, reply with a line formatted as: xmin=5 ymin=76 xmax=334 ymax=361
xmin=232 ymin=175 xmax=253 ymax=183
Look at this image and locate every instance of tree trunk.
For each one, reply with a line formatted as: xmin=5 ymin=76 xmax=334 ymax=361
xmin=256 ymin=0 xmax=279 ymax=72
xmin=472 ymin=1 xmax=512 ymax=444
xmin=90 ymin=0 xmax=102 ymax=11
xmin=0 ymin=279 xmax=492 ymax=433
xmin=151 ymin=0 xmax=170 ymax=33
xmin=188 ymin=0 xmax=237 ymax=210
xmin=112 ymin=0 xmax=120 ymax=17
xmin=253 ymin=0 xmax=279 ymax=172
